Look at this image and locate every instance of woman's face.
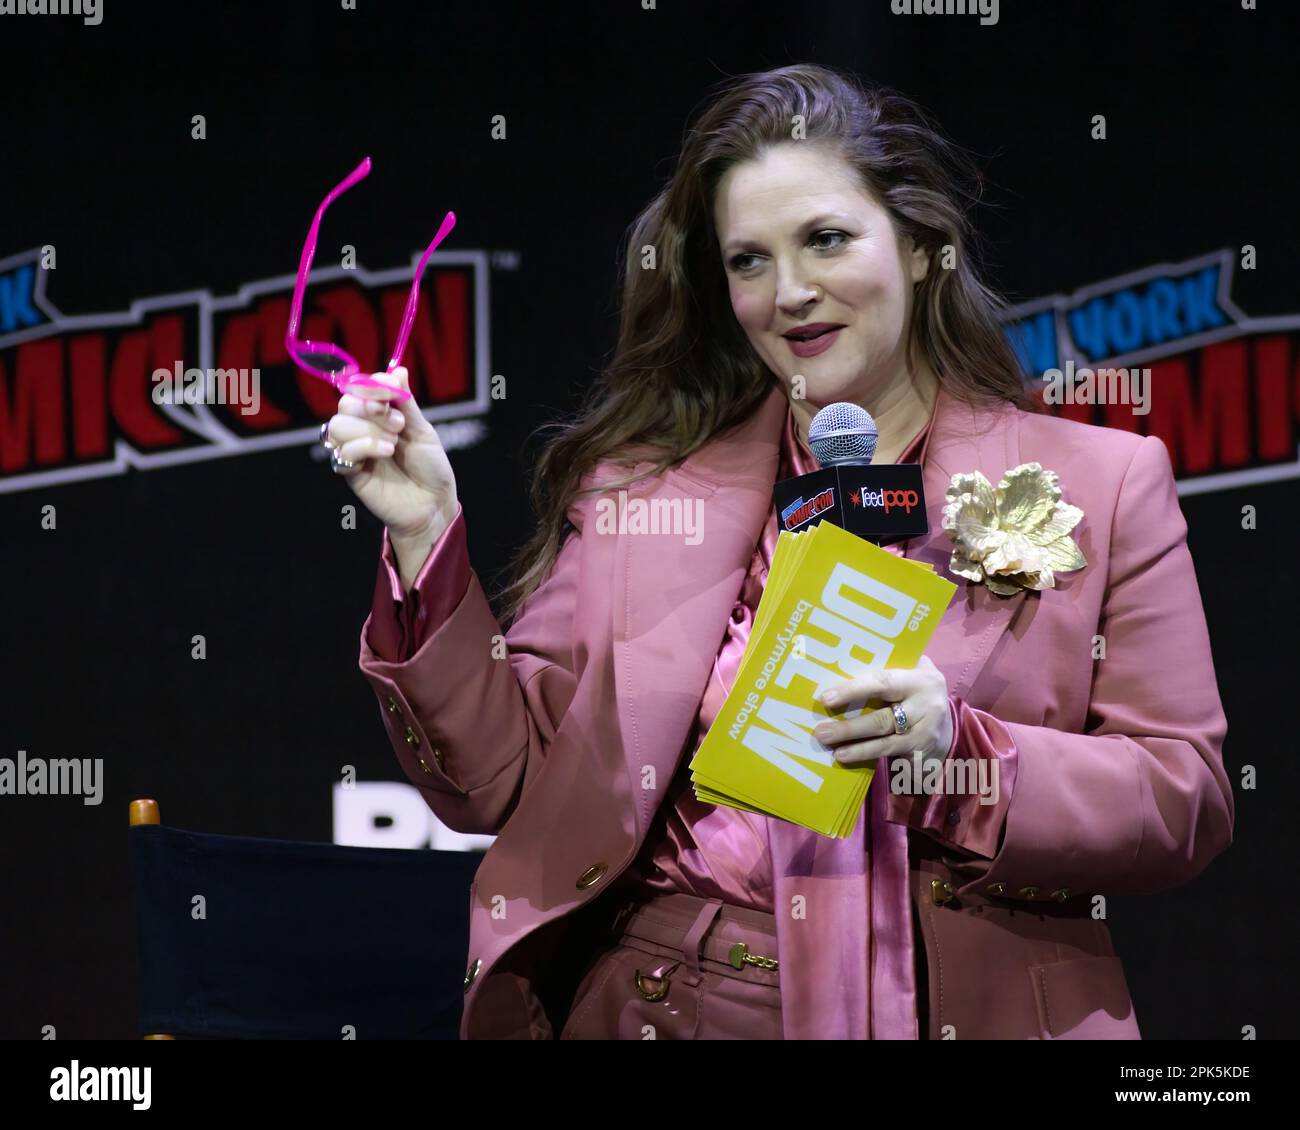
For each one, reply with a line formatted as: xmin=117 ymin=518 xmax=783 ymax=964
xmin=713 ymin=143 xmax=931 ymax=413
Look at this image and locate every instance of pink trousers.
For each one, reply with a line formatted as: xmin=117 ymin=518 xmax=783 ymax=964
xmin=560 ymin=891 xmax=783 ymax=1040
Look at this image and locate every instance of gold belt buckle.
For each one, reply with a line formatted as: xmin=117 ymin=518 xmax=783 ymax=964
xmin=633 ymin=962 xmax=680 ymax=1002
xmin=728 ymin=941 xmax=779 ymax=971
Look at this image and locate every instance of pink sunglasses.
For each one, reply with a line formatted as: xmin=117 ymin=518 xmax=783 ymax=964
xmin=284 ymin=156 xmax=456 ymax=402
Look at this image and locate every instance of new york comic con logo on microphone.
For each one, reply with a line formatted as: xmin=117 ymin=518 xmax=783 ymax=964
xmin=0 ymin=245 xmax=495 ymax=493
xmin=781 ymin=485 xmax=835 ymax=531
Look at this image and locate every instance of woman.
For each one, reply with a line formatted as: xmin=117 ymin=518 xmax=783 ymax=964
xmin=328 ymin=64 xmax=1232 ymax=1039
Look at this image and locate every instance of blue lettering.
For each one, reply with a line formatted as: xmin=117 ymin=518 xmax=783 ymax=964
xmin=0 ymin=265 xmax=42 ymax=334
xmin=1179 ymin=265 xmax=1227 ymax=334
xmin=1065 ymin=266 xmax=1230 ymax=361
xmin=1068 ymin=298 xmax=1109 ymax=361
xmin=1144 ymin=278 xmax=1183 ymax=344
xmin=1005 ymin=310 xmax=1057 ymax=375
xmin=1108 ymin=290 xmax=1144 ymax=353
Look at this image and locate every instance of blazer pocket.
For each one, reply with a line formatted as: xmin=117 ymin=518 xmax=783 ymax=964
xmin=1028 ymin=954 xmax=1141 ymax=1040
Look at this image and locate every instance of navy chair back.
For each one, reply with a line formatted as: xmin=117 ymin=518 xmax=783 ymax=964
xmin=130 ymin=819 xmax=481 ymax=1039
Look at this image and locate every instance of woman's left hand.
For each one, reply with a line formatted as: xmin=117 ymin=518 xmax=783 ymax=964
xmin=813 ymin=655 xmax=954 ymax=768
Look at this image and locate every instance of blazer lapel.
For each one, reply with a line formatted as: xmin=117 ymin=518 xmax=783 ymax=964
xmin=904 ymin=389 xmax=1034 ymax=700
xmin=611 ymin=384 xmax=788 ymax=840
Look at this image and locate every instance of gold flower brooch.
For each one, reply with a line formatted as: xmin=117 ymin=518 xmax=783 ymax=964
xmin=942 ymin=463 xmax=1086 ymax=596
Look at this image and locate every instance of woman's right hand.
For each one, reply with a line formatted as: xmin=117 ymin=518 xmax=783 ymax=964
xmin=324 ymin=366 xmax=460 ymax=547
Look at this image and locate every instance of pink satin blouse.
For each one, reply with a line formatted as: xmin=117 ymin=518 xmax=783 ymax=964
xmin=616 ymin=404 xmax=932 ymax=909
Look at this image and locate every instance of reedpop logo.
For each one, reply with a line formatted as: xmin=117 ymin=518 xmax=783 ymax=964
xmin=857 ymin=487 xmax=920 ymax=513
xmin=0 ymin=0 xmax=102 ymax=24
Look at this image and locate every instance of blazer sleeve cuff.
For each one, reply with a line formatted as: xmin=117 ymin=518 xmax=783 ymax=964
xmin=881 ymin=697 xmax=1018 ymax=860
xmin=365 ymin=504 xmax=470 ymax=663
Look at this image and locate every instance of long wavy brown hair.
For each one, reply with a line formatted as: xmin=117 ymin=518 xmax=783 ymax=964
xmin=494 ymin=63 xmax=1033 ymax=626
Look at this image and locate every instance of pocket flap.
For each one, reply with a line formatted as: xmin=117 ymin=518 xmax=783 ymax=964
xmin=1028 ymin=954 xmax=1140 ymax=1039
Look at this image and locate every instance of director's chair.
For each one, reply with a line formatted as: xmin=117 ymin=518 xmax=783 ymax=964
xmin=128 ymin=798 xmax=480 ymax=1039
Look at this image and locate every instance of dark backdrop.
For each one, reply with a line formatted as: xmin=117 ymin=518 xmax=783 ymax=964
xmin=0 ymin=0 xmax=1294 ymax=1040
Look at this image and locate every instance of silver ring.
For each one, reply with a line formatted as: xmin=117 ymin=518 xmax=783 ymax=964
xmin=319 ymin=421 xmax=336 ymax=450
xmin=891 ymin=705 xmax=910 ymax=735
xmin=330 ymin=447 xmax=358 ymax=475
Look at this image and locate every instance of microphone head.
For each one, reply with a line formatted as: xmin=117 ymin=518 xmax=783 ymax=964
xmin=808 ymin=402 xmax=878 ymax=467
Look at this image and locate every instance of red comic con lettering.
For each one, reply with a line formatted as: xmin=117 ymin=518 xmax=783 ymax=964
xmin=217 ymin=296 xmax=295 ymax=428
xmin=1036 ymin=332 xmax=1297 ymax=479
xmin=1253 ymin=334 xmax=1292 ymax=461
xmin=0 ymin=249 xmax=485 ymax=493
xmin=110 ymin=315 xmax=187 ymax=449
xmin=379 ymin=271 xmax=473 ymax=404
xmin=1147 ymin=344 xmax=1250 ymax=475
xmin=0 ymin=314 xmax=188 ymax=474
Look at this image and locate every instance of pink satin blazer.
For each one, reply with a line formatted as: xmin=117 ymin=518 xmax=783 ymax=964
xmin=359 ymin=382 xmax=1233 ymax=1039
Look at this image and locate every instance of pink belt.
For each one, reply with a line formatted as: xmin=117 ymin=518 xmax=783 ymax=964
xmin=608 ymin=890 xmax=781 ymax=992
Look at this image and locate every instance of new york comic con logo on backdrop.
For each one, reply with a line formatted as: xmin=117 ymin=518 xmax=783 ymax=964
xmin=0 ymin=247 xmax=1296 ymax=495
xmin=1003 ymin=249 xmax=1299 ymax=496
xmin=0 ymin=246 xmax=492 ymax=493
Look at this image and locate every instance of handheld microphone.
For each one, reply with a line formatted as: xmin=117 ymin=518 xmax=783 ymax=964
xmin=772 ymin=402 xmax=929 ymax=544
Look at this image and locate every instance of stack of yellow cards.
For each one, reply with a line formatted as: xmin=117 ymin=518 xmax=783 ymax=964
xmin=689 ymin=520 xmax=956 ymax=837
